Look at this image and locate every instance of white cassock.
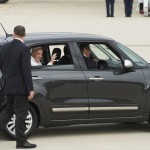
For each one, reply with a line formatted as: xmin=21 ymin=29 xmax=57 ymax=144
xmin=31 ymin=56 xmax=52 ymax=66
xmin=31 ymin=56 xmax=42 ymax=66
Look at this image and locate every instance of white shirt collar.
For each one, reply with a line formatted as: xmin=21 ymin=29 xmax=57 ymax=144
xmin=14 ymin=38 xmax=24 ymax=43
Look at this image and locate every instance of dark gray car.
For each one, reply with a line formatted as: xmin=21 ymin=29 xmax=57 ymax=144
xmin=0 ymin=32 xmax=150 ymax=139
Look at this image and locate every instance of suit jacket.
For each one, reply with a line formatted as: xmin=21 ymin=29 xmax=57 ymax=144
xmin=84 ymin=56 xmax=97 ymax=69
xmin=0 ymin=39 xmax=33 ymax=95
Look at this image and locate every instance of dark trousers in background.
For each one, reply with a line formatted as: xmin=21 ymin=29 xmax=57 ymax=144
xmin=105 ymin=0 xmax=115 ymax=17
xmin=0 ymin=94 xmax=28 ymax=143
xmin=139 ymin=2 xmax=144 ymax=14
xmin=124 ymin=0 xmax=133 ymax=17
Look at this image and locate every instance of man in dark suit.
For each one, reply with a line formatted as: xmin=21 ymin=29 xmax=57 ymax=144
xmin=80 ymin=44 xmax=97 ymax=69
xmin=0 ymin=25 xmax=36 ymax=149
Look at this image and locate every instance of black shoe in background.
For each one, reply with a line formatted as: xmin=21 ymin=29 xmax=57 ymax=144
xmin=16 ymin=141 xmax=37 ymax=149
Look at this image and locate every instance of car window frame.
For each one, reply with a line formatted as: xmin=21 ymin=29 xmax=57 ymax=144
xmin=28 ymin=41 xmax=81 ymax=70
xmin=73 ymin=41 xmax=124 ymax=71
xmin=110 ymin=41 xmax=149 ymax=69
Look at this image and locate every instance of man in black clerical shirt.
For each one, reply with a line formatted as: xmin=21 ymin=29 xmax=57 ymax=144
xmin=80 ymin=44 xmax=97 ymax=69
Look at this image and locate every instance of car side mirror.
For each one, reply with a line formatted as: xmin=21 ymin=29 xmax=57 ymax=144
xmin=113 ymin=60 xmax=134 ymax=75
xmin=124 ymin=60 xmax=133 ymax=68
xmin=124 ymin=60 xmax=135 ymax=72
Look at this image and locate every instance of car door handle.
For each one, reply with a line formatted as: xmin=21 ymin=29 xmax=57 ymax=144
xmin=32 ymin=76 xmax=42 ymax=80
xmin=89 ymin=77 xmax=104 ymax=80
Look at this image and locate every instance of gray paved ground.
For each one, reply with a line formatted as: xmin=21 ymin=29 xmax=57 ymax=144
xmin=1 ymin=1 xmax=150 ymax=150
xmin=1 ymin=123 xmax=150 ymax=150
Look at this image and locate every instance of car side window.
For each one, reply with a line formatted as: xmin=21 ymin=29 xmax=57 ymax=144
xmin=30 ymin=43 xmax=74 ymax=70
xmin=78 ymin=43 xmax=123 ymax=70
xmin=49 ymin=44 xmax=73 ymax=65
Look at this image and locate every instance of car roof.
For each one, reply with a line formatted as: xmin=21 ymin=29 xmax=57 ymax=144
xmin=3 ymin=32 xmax=115 ymax=45
xmin=25 ymin=32 xmax=114 ymax=41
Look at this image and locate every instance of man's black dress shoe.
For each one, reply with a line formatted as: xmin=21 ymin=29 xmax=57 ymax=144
xmin=16 ymin=141 xmax=37 ymax=149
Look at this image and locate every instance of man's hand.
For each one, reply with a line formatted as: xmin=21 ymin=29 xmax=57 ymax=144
xmin=28 ymin=91 xmax=35 ymax=100
xmin=50 ymin=53 xmax=57 ymax=64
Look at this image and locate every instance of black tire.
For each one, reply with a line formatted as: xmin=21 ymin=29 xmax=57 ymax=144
xmin=3 ymin=106 xmax=37 ymax=140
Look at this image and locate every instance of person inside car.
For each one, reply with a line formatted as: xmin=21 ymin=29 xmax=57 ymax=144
xmin=31 ymin=47 xmax=56 ymax=66
xmin=51 ymin=47 xmax=61 ymax=65
xmin=80 ymin=44 xmax=97 ymax=69
xmin=59 ymin=45 xmax=71 ymax=64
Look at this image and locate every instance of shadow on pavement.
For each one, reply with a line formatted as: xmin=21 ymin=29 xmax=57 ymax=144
xmin=0 ymin=122 xmax=150 ymax=140
xmin=32 ymin=122 xmax=150 ymax=139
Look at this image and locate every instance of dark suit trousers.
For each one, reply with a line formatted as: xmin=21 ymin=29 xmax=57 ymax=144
xmin=124 ymin=0 xmax=133 ymax=17
xmin=105 ymin=0 xmax=115 ymax=17
xmin=0 ymin=94 xmax=29 ymax=142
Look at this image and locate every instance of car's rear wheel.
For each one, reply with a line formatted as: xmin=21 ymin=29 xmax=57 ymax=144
xmin=3 ymin=106 xmax=37 ymax=140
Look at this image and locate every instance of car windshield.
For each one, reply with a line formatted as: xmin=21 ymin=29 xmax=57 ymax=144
xmin=116 ymin=42 xmax=148 ymax=67
xmin=89 ymin=44 xmax=120 ymax=62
